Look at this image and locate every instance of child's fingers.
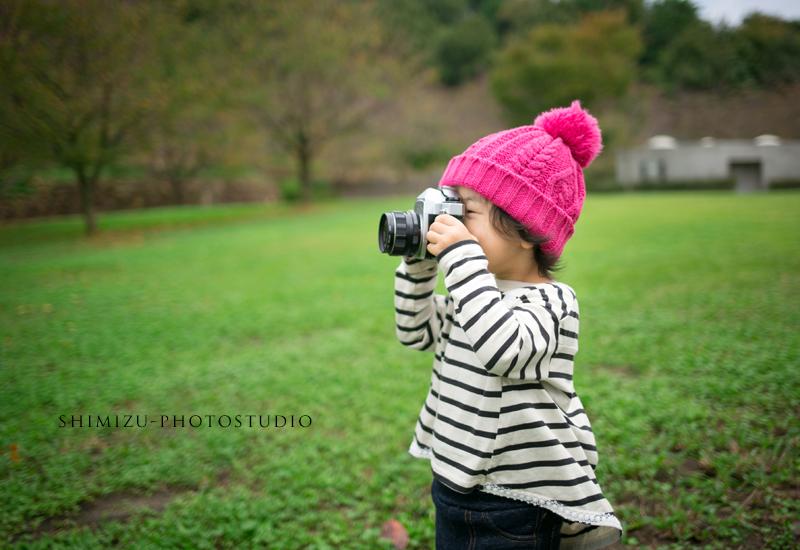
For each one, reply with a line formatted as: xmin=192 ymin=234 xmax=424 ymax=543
xmin=430 ymin=218 xmax=462 ymax=234
xmin=428 ymin=221 xmax=447 ymax=234
xmin=434 ymin=214 xmax=460 ymax=226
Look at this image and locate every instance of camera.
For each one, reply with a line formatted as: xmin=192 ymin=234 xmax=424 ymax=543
xmin=378 ymin=187 xmax=464 ymax=260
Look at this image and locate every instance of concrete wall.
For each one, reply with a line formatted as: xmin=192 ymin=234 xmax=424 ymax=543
xmin=616 ymin=140 xmax=800 ymax=188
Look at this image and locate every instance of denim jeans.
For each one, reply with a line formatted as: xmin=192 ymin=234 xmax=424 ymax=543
xmin=431 ymin=478 xmax=563 ymax=550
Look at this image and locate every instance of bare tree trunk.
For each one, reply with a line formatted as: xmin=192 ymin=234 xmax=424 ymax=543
xmin=77 ymin=168 xmax=98 ymax=235
xmin=169 ymin=176 xmax=185 ymax=205
xmin=297 ymin=132 xmax=312 ymax=202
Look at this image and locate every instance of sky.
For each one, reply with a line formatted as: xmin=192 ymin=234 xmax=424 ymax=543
xmin=691 ymin=0 xmax=800 ymax=25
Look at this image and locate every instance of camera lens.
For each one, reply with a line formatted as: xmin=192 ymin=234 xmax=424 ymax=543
xmin=378 ymin=211 xmax=420 ymax=257
xmin=378 ymin=213 xmax=393 ymax=253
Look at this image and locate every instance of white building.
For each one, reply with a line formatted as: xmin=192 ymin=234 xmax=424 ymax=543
xmin=615 ymin=135 xmax=800 ymax=191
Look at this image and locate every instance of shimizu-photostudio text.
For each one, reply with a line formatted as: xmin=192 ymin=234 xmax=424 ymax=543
xmin=59 ymin=414 xmax=312 ymax=428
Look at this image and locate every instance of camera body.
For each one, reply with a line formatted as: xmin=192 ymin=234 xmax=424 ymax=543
xmin=379 ymin=187 xmax=464 ymax=260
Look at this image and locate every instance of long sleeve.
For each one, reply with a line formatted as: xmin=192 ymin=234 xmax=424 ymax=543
xmin=394 ymin=258 xmax=448 ymax=352
xmin=436 ymin=240 xmax=562 ymax=379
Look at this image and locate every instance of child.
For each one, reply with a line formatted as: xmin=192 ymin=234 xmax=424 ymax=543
xmin=394 ymin=102 xmax=622 ymax=550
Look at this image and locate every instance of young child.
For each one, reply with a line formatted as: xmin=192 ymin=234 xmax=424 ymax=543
xmin=394 ymin=102 xmax=622 ymax=550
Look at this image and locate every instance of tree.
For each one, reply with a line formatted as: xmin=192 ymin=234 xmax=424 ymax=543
xmin=641 ymin=0 xmax=699 ymax=66
xmin=495 ymin=0 xmax=642 ymax=37
xmin=571 ymin=0 xmax=644 ymax=23
xmin=658 ymin=21 xmax=750 ymax=90
xmin=374 ymin=0 xmax=469 ymax=54
xmin=238 ymin=0 xmax=400 ymax=202
xmin=0 ymin=140 xmax=26 ymax=214
xmin=490 ymin=11 xmax=642 ymax=124
xmin=148 ymin=116 xmax=215 ymax=206
xmin=0 ymin=0 xmax=178 ymax=234
xmin=144 ymin=85 xmax=233 ymax=208
xmin=434 ymin=15 xmax=497 ymax=86
xmin=737 ymin=13 xmax=800 ymax=86
xmin=495 ymin=0 xmax=579 ymax=36
xmin=143 ymin=6 xmax=232 ymax=206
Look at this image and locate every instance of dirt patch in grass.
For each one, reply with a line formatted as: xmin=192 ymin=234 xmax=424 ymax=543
xmin=622 ymin=524 xmax=675 ymax=548
xmin=12 ymin=485 xmax=194 ymax=544
xmin=596 ymin=364 xmax=642 ymax=378
xmin=677 ymin=457 xmax=716 ymax=478
xmin=616 ymin=478 xmax=800 ymax=549
xmin=12 ymin=466 xmax=244 ymax=544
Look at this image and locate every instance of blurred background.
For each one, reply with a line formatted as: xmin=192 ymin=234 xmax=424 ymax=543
xmin=1 ymin=1 xmax=799 ymax=549
xmin=2 ymin=0 xmax=800 ymax=232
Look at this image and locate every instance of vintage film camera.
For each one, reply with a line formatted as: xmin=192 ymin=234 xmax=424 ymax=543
xmin=378 ymin=187 xmax=464 ymax=260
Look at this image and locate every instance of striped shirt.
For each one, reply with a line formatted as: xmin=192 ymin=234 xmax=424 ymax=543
xmin=395 ymin=240 xmax=621 ymax=550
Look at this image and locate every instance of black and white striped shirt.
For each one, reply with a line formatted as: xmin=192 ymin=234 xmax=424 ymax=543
xmin=395 ymin=240 xmax=621 ymax=550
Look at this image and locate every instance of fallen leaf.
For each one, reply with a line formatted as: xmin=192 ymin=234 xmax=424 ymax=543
xmin=379 ymin=518 xmax=409 ymax=549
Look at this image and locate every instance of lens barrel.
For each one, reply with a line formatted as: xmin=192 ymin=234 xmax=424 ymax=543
xmin=378 ymin=211 xmax=421 ymax=257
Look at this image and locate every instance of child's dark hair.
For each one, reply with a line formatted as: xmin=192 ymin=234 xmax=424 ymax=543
xmin=489 ymin=205 xmax=562 ymax=279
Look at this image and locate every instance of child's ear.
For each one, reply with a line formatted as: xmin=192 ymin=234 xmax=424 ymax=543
xmin=521 ymin=240 xmax=535 ymax=250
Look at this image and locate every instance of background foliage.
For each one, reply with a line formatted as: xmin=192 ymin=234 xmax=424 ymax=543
xmin=2 ymin=0 xmax=800 ymax=231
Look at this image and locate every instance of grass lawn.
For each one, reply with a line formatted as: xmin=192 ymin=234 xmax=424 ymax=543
xmin=1 ymin=191 xmax=798 ymax=549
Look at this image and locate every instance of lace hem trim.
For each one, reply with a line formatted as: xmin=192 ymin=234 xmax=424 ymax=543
xmin=481 ymin=484 xmax=622 ymax=530
xmin=408 ymin=441 xmax=621 ymax=532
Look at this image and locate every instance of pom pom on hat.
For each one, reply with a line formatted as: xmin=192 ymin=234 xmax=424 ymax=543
xmin=533 ymin=101 xmax=601 ymax=169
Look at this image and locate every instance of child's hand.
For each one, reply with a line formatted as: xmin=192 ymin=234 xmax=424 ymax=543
xmin=426 ymin=214 xmax=476 ymax=257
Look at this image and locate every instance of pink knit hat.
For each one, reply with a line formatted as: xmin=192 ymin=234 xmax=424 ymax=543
xmin=438 ymin=101 xmax=602 ymax=257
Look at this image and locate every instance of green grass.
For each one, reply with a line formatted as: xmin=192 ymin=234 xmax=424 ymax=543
xmin=1 ymin=191 xmax=798 ymax=549
xmin=0 ymin=201 xmax=311 ymax=248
